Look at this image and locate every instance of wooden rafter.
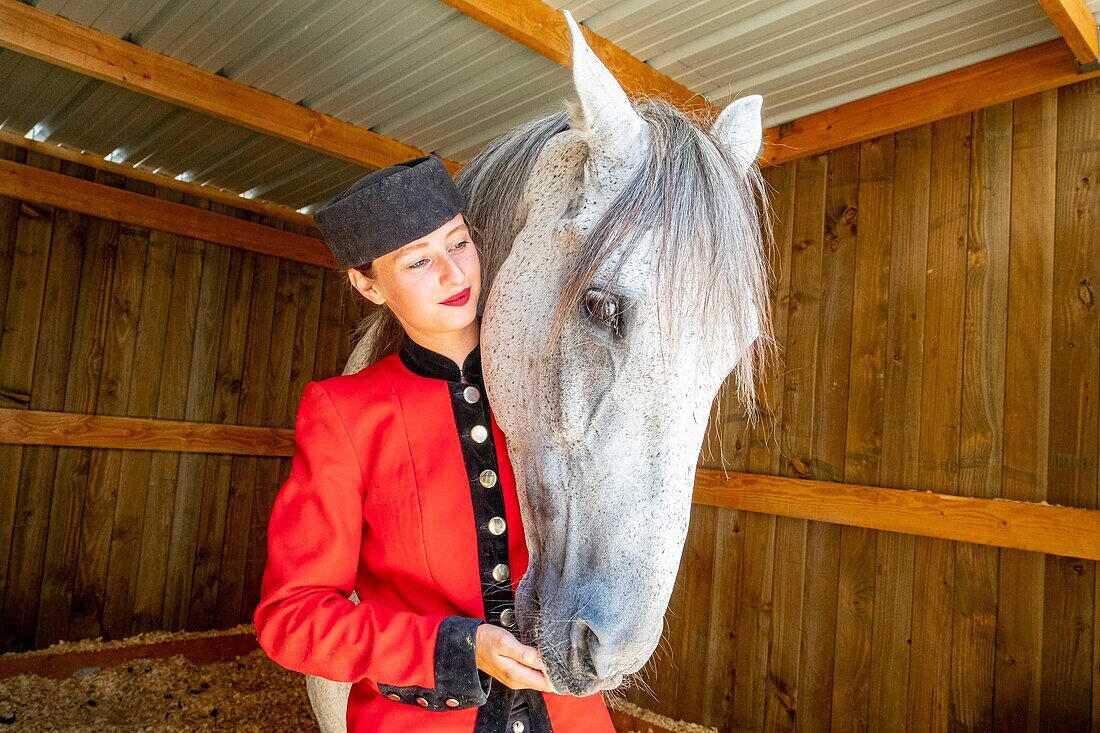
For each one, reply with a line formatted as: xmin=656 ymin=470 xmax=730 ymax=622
xmin=436 ymin=0 xmax=717 ymax=117
xmin=0 ymin=128 xmax=316 ymax=231
xmin=0 ymin=158 xmax=333 ymax=268
xmin=764 ymin=38 xmax=1100 ymax=165
xmin=0 ymin=0 xmax=460 ymax=174
xmin=1037 ymin=0 xmax=1100 ymax=66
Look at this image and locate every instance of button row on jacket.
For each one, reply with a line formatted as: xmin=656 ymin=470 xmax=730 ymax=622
xmin=491 ymin=563 xmax=509 ymax=582
xmin=463 ymin=385 xmax=480 ymax=403
xmin=384 ymin=691 xmax=462 ymax=709
xmin=487 ymin=516 xmax=506 ymax=535
xmin=470 ymin=424 xmax=488 ymax=443
xmin=479 ymin=468 xmax=497 ymax=488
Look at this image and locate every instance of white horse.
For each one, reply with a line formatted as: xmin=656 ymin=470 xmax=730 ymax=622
xmin=304 ymin=9 xmax=774 ymax=728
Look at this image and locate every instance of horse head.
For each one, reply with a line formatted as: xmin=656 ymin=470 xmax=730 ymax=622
xmin=478 ymin=11 xmax=774 ymax=697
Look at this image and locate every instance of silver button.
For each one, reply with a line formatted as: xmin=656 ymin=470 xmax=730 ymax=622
xmin=445 ymin=697 xmax=460 ymax=708
xmin=478 ymin=469 xmax=498 ymax=488
xmin=470 ymin=424 xmax=488 ymax=443
xmin=463 ymin=385 xmax=480 ymax=403
xmin=416 ymin=696 xmax=429 ymax=708
xmin=492 ymin=563 xmax=509 ymax=582
xmin=386 ymin=692 xmax=401 ymax=702
xmin=500 ymin=607 xmax=516 ymax=627
xmin=512 ymin=722 xmax=525 ymax=733
xmin=487 ymin=516 xmax=506 ymax=535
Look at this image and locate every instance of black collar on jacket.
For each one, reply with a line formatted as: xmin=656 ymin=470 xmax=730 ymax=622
xmin=399 ymin=337 xmax=483 ymax=384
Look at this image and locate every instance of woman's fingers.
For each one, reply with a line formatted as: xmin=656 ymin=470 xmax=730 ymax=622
xmin=495 ymin=655 xmax=555 ymax=692
xmin=475 ymin=623 xmax=554 ymax=691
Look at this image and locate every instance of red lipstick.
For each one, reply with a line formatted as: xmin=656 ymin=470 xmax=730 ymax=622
xmin=440 ymin=286 xmax=471 ymax=307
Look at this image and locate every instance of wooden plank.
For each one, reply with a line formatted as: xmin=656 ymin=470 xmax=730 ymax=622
xmin=187 ymin=246 xmax=255 ymax=630
xmin=947 ymin=101 xmax=1012 ymax=730
xmin=906 ymin=111 xmax=971 ymax=733
xmin=993 ymin=88 xmax=1057 ymax=733
xmin=0 ymin=152 xmax=61 ymax=635
xmin=1040 ymin=76 xmax=1098 ymax=731
xmin=831 ymin=132 xmax=894 ymax=733
xmin=0 ymin=632 xmax=258 ymax=680
xmin=215 ymin=254 xmax=280 ymax=627
xmin=436 ymin=0 xmax=713 ymax=117
xmin=795 ymin=143 xmax=857 ymax=732
xmin=729 ymin=159 xmax=792 ymax=731
xmin=101 ymin=202 xmax=175 ymax=639
xmin=763 ymin=153 xmax=827 ymax=732
xmin=0 ymin=154 xmax=61 ymax=650
xmin=0 ymin=142 xmax=28 ymax=343
xmin=0 ymin=408 xmax=294 ymax=456
xmin=0 ymin=0 xmax=456 ymax=173
xmin=0 ymin=128 xmax=317 ymax=232
xmin=1037 ymin=0 xmax=1100 ymax=65
xmin=0 ymin=161 xmax=89 ymax=651
xmin=866 ymin=123 xmax=931 ymax=732
xmin=35 ymin=188 xmax=119 ymax=647
xmin=162 ymin=236 xmax=231 ymax=630
xmin=698 ymin=375 xmax=751 ymax=726
xmin=130 ymin=225 xmax=202 ymax=634
xmin=241 ymin=259 xmax=301 ymax=623
xmin=0 ymin=158 xmax=332 ymax=268
xmin=68 ymin=212 xmax=149 ymax=642
xmin=672 ymin=503 xmax=717 ymax=720
xmin=764 ymin=39 xmax=1100 ymax=167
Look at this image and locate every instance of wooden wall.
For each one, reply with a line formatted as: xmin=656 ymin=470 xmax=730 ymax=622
xmin=0 ymin=144 xmax=368 ymax=652
xmin=632 ymin=76 xmax=1099 ymax=732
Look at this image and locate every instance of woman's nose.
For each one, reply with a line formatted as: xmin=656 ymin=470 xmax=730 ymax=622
xmin=440 ymin=253 xmax=465 ymax=285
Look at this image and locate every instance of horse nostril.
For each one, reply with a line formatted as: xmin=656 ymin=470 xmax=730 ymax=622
xmin=570 ymin=619 xmax=599 ymax=678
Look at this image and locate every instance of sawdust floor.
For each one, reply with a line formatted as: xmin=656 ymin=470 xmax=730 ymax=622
xmin=0 ymin=628 xmax=713 ymax=733
xmin=0 ymin=646 xmax=315 ymax=732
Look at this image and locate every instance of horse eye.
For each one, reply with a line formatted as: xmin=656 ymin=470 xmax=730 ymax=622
xmin=582 ymin=288 xmax=622 ymax=337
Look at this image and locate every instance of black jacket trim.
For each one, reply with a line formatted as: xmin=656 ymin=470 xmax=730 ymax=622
xmin=399 ymin=337 xmax=482 ymax=383
xmin=377 ymin=616 xmax=490 ymax=711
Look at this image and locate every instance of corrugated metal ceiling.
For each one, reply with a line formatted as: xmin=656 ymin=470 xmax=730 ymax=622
xmin=2 ymin=0 xmax=1097 ymax=212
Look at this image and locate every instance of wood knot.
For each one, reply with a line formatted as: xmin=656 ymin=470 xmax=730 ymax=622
xmin=1077 ymin=279 xmax=1093 ymax=309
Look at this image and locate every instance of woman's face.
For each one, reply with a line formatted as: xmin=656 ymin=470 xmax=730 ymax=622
xmin=347 ymin=213 xmax=480 ymax=337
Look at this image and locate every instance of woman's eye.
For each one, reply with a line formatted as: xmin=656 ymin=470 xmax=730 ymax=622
xmin=452 ymin=240 xmax=468 ymax=251
xmin=582 ymin=288 xmax=623 ymax=337
xmin=408 ymin=258 xmax=428 ymax=270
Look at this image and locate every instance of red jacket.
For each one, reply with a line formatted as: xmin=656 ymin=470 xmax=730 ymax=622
xmin=254 ymin=339 xmax=615 ymax=733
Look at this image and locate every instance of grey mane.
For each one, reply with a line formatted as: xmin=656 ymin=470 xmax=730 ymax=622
xmin=454 ymin=108 xmax=572 ymax=316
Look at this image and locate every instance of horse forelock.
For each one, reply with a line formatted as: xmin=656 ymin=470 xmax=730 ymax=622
xmin=545 ymin=98 xmax=777 ymax=422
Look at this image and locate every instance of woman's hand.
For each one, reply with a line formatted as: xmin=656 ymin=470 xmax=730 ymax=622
xmin=475 ymin=623 xmax=555 ymax=692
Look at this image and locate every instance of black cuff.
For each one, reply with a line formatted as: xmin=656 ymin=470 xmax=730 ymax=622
xmin=377 ymin=616 xmax=491 ymax=711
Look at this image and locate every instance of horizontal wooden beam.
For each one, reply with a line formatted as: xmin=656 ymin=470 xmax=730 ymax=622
xmin=0 ymin=0 xmax=459 ymax=174
xmin=4 ymin=406 xmax=1095 ymax=559
xmin=0 ymin=408 xmax=294 ymax=457
xmin=764 ymin=38 xmax=1100 ymax=165
xmin=0 ymin=158 xmax=334 ymax=268
xmin=694 ymin=469 xmax=1100 ymax=561
xmin=1038 ymin=0 xmax=1099 ymax=65
xmin=0 ymin=128 xmax=317 ymax=232
xmin=0 ymin=630 xmax=257 ymax=679
xmin=437 ymin=0 xmax=716 ymax=117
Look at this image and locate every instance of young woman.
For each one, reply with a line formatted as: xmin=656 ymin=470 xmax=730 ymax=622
xmin=253 ymin=154 xmax=616 ymax=733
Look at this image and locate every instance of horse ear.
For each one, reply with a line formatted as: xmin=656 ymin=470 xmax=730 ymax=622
xmin=711 ymin=94 xmax=763 ymax=174
xmin=562 ymin=10 xmax=645 ymax=174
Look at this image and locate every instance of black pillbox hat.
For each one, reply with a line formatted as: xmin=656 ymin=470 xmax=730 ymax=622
xmin=313 ymin=154 xmax=464 ymax=269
